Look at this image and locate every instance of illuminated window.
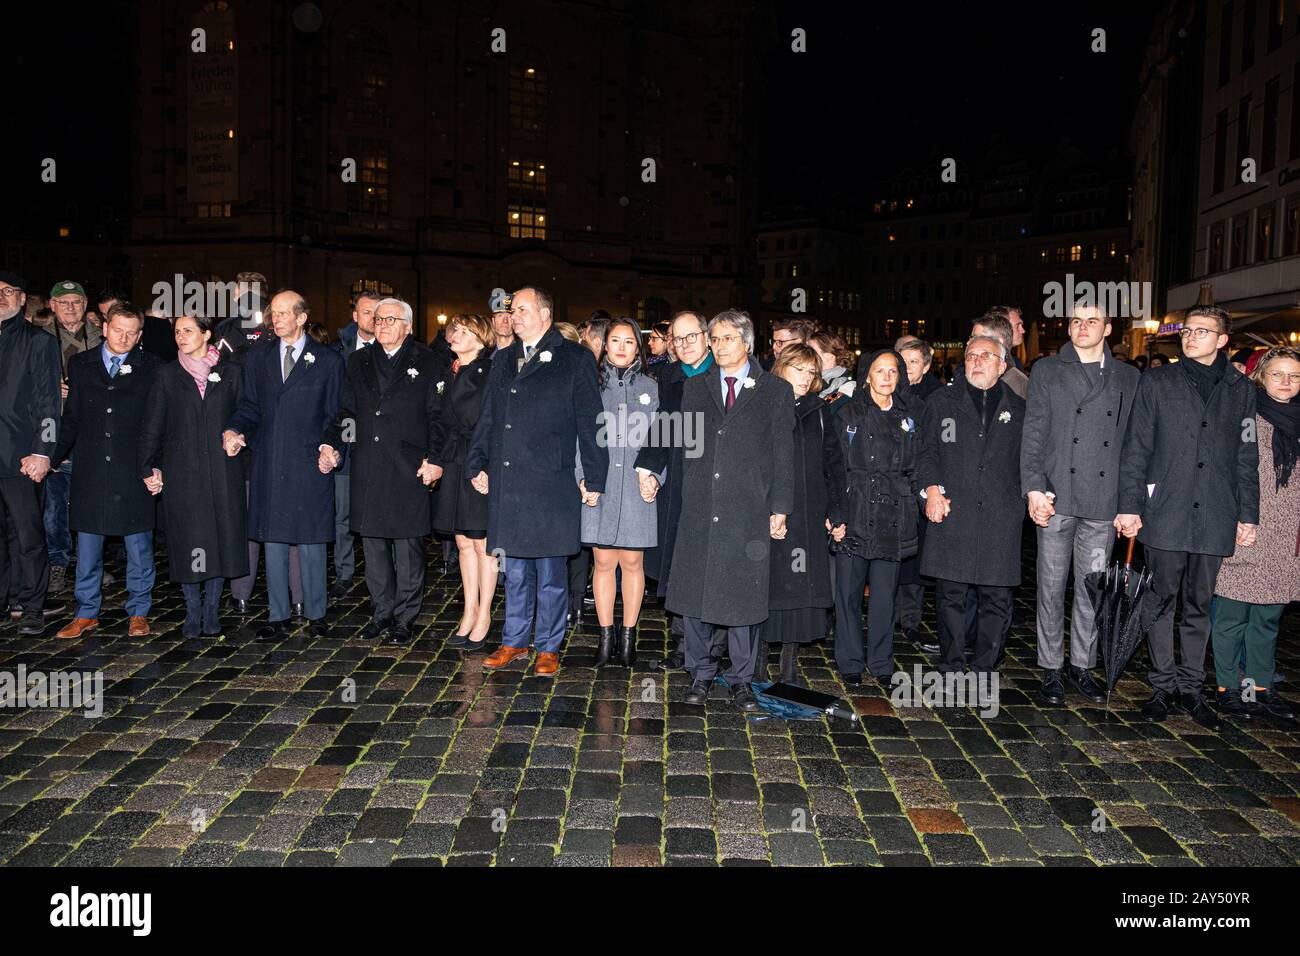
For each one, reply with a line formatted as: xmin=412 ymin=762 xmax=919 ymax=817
xmin=508 ymin=204 xmax=546 ymax=240
xmin=346 ymin=30 xmax=390 ymax=128
xmin=347 ymin=137 xmax=389 ymax=221
xmin=1070 ymin=244 xmax=1082 ymax=262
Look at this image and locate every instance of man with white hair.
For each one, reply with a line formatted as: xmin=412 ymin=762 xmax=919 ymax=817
xmin=320 ymin=296 xmax=443 ymax=643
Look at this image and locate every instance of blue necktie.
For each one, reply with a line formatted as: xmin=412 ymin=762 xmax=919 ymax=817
xmin=109 ymin=355 xmax=122 ymax=378
xmin=524 ymin=343 xmax=535 ymax=361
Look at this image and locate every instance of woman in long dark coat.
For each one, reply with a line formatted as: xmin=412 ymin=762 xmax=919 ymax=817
xmin=757 ymin=343 xmax=843 ymax=685
xmin=138 ymin=314 xmax=249 ymax=637
xmin=828 ymin=349 xmax=922 ymax=684
xmin=429 ymin=314 xmax=496 ymax=650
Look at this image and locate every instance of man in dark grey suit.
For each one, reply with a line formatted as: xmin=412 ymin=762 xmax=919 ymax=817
xmin=1021 ymin=305 xmax=1139 ymax=705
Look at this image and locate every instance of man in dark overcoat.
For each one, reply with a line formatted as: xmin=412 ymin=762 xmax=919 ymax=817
xmin=224 ymin=290 xmax=344 ymax=639
xmin=52 ymin=303 xmax=161 ymax=639
xmin=666 ymin=310 xmax=795 ymax=712
xmin=466 ymin=286 xmax=607 ymax=677
xmin=1020 ymin=304 xmax=1139 ymax=705
xmin=917 ymin=333 xmax=1025 ymax=673
xmin=321 ymin=296 xmax=442 ymax=644
xmin=1116 ymin=305 xmax=1258 ymax=729
xmin=0 ymin=271 xmax=64 ymax=635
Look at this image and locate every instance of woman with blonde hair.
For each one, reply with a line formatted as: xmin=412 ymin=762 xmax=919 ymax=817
xmin=809 ymin=330 xmax=856 ymax=411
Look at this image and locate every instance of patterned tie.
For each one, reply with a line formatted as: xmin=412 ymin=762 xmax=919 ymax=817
xmin=109 ymin=355 xmax=122 ymax=378
xmin=524 ymin=343 xmax=535 ymax=361
xmin=283 ymin=345 xmax=296 ymax=381
xmin=725 ymin=375 xmax=737 ymax=411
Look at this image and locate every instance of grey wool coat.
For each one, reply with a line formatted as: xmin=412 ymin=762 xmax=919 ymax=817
xmin=576 ymin=366 xmax=665 ymax=549
xmin=665 ymin=361 xmax=796 ymax=626
xmin=1020 ymin=341 xmax=1140 ymax=518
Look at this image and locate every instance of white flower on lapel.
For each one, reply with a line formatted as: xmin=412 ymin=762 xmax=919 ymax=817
xmin=998 ymin=410 xmax=1011 ymax=423
xmin=207 ymin=372 xmax=221 ymax=383
xmin=118 ymin=364 xmax=132 ymax=375
xmin=638 ymin=393 xmax=651 ymax=405
xmin=900 ymin=417 xmax=914 ymax=433
xmin=407 ymin=368 xmax=420 ymax=380
xmin=302 ymin=352 xmax=316 ymax=365
xmin=743 ymin=377 xmax=756 ymax=389
xmin=435 ymin=380 xmax=445 ymax=394
xmin=539 ymin=350 xmax=553 ymax=362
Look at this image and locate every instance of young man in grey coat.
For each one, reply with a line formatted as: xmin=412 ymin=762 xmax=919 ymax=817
xmin=1020 ymin=305 xmax=1139 ymax=705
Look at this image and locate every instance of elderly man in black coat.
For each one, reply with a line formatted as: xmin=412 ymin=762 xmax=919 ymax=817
xmin=666 ymin=309 xmax=795 ymax=712
xmin=917 ymin=333 xmax=1026 ymax=673
xmin=0 ymin=271 xmax=64 ymax=635
xmin=51 ymin=303 xmax=162 ymax=639
xmin=466 ymin=286 xmax=607 ymax=677
xmin=1021 ymin=305 xmax=1140 ymax=706
xmin=224 ymin=290 xmax=345 ymax=640
xmin=637 ymin=309 xmax=716 ymax=670
xmin=321 ymin=296 xmax=442 ymax=644
xmin=1116 ymin=306 xmax=1259 ymax=729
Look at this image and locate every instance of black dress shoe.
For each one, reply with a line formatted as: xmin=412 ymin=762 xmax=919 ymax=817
xmin=1216 ymin=687 xmax=1251 ymax=718
xmin=618 ymin=625 xmax=636 ymax=668
xmin=1181 ymin=691 xmax=1222 ymax=730
xmin=1039 ymin=668 xmax=1066 ymax=705
xmin=656 ymin=649 xmax=685 ymax=671
xmin=593 ymin=624 xmax=616 ymax=667
xmin=462 ymin=636 xmax=491 ymax=653
xmin=256 ymin=621 xmax=291 ymax=641
xmin=384 ymin=623 xmax=413 ymax=644
xmin=683 ymin=680 xmax=710 ymax=705
xmin=228 ymin=597 xmax=249 ymax=615
xmin=1141 ymin=688 xmax=1179 ymax=722
xmin=358 ymin=618 xmax=392 ymax=641
xmin=907 ymin=629 xmax=940 ymax=654
xmin=17 ymin=610 xmax=46 ymax=636
xmin=1066 ymin=665 xmax=1106 ymax=703
xmin=841 ymin=672 xmax=862 ymax=688
xmin=328 ymin=579 xmax=353 ymax=599
xmin=730 ymin=682 xmax=761 ymax=713
xmin=306 ymin=619 xmax=329 ymax=639
xmin=1255 ymin=690 xmax=1296 ymax=720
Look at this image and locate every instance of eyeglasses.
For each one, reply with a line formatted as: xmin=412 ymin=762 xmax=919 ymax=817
xmin=771 ymin=335 xmax=798 ymax=346
xmin=0 ymin=287 xmax=22 ymax=299
xmin=1266 ymin=370 xmax=1300 ymax=384
xmin=671 ymin=331 xmax=703 ymax=347
xmin=709 ymin=334 xmax=743 ymax=347
xmin=965 ymin=350 xmax=1001 ymax=365
xmin=1178 ymin=326 xmax=1220 ymax=341
xmin=374 ymin=315 xmax=405 ymax=327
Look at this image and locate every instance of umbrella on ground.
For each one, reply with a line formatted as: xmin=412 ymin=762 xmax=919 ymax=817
xmin=1084 ymin=535 xmax=1174 ymax=717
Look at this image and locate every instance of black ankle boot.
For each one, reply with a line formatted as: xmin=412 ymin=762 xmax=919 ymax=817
xmin=618 ymin=625 xmax=636 ymax=668
xmin=182 ymin=601 xmax=201 ymax=638
xmin=201 ymin=581 xmax=222 ymax=636
xmin=594 ymin=625 xmax=616 ymax=666
xmin=779 ymin=643 xmax=799 ymax=686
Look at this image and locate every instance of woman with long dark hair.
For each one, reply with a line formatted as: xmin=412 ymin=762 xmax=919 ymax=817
xmin=138 ymin=313 xmax=249 ymax=637
xmin=580 ymin=317 xmax=663 ymax=667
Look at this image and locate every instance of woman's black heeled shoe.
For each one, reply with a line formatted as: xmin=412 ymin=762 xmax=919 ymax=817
xmin=594 ymin=625 xmax=617 ymax=667
xmin=618 ymin=625 xmax=637 ymax=668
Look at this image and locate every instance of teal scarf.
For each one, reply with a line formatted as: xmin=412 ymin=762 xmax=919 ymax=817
xmin=683 ymin=351 xmax=714 ymax=378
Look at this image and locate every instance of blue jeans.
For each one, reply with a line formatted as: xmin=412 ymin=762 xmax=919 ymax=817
xmin=44 ymin=462 xmax=73 ymax=567
xmin=503 ymin=555 xmax=568 ymax=653
xmin=75 ymin=531 xmax=155 ymax=618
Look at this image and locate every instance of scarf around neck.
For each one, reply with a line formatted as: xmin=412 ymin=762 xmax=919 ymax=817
xmin=1257 ymin=390 xmax=1300 ymax=489
xmin=179 ymin=346 xmax=219 ymax=397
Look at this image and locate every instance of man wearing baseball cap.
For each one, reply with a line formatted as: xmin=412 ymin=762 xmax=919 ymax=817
xmin=0 ymin=272 xmax=65 ymax=635
xmin=490 ymin=290 xmax=515 ymax=351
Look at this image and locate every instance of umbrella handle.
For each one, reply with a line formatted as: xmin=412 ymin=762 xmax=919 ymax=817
xmin=1124 ymin=536 xmax=1136 ymax=568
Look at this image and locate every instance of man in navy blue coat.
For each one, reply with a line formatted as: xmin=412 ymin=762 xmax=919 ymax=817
xmin=467 ymin=286 xmax=607 ymax=676
xmin=224 ymin=290 xmax=344 ymax=639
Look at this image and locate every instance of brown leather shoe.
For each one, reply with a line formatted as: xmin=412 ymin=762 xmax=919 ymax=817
xmin=483 ymin=644 xmax=531 ymax=668
xmin=535 ymin=652 xmax=560 ymax=676
xmin=128 ymin=616 xmax=151 ymax=637
xmin=56 ymin=617 xmax=98 ymax=639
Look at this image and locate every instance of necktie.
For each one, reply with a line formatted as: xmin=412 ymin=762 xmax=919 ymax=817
xmin=283 ymin=345 xmax=296 ymax=381
xmin=109 ymin=355 xmax=122 ymax=378
xmin=524 ymin=343 xmax=535 ymax=361
xmin=725 ymin=375 xmax=737 ymax=411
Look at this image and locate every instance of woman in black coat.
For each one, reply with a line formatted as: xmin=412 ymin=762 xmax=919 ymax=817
xmin=428 ymin=314 xmax=496 ymax=650
xmin=828 ymin=349 xmax=922 ymax=684
xmin=755 ymin=344 xmax=844 ymax=686
xmin=138 ymin=314 xmax=249 ymax=637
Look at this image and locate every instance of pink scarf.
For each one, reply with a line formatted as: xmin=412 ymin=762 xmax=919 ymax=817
xmin=179 ymin=346 xmax=220 ymax=397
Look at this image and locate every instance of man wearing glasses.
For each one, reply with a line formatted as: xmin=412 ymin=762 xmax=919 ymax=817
xmin=0 ymin=272 xmax=64 ymax=635
xmin=763 ymin=318 xmax=816 ymax=371
xmin=1116 ymin=305 xmax=1259 ymax=729
xmin=1020 ymin=304 xmax=1139 ymax=706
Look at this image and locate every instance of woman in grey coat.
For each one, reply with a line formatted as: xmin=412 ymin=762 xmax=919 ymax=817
xmin=576 ymin=318 xmax=665 ymax=667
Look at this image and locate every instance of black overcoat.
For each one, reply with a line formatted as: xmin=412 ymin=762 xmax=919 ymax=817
xmin=916 ymin=382 xmax=1026 ymax=587
xmin=137 ymin=359 xmax=249 ymax=582
xmin=0 ymin=316 xmax=62 ymax=476
xmin=466 ymin=324 xmax=608 ymax=558
xmin=665 ymin=362 xmax=796 ymax=626
xmin=429 ymin=351 xmax=494 ymax=535
xmin=637 ymin=358 xmax=689 ymax=596
xmin=322 ymin=336 xmax=442 ymax=538
xmin=53 ymin=345 xmax=161 ymax=536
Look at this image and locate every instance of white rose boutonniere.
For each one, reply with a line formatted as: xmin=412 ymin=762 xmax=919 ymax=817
xmin=638 ymin=393 xmax=651 ymax=406
xmin=998 ymin=410 xmax=1011 ymax=423
xmin=118 ymin=364 xmax=132 ymax=375
xmin=207 ymin=372 xmax=221 ymax=383
xmin=303 ymin=352 xmax=316 ymax=365
xmin=539 ymin=350 xmax=553 ymax=362
xmin=743 ymin=377 xmax=756 ymax=389
xmin=900 ymin=417 xmax=914 ymax=433
xmin=436 ymin=380 xmax=445 ymax=394
xmin=407 ymin=368 xmax=420 ymax=380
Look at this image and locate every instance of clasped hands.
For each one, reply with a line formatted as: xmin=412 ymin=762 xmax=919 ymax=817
xmin=577 ymin=480 xmax=601 ymax=507
xmin=143 ymin=467 xmax=163 ymax=495
xmin=823 ymin=518 xmax=846 ymax=542
xmin=1026 ymin=490 xmax=1055 ymax=528
xmin=222 ymin=429 xmax=246 ymax=457
xmin=19 ymin=455 xmax=50 ymax=483
xmin=924 ymin=485 xmax=951 ymax=523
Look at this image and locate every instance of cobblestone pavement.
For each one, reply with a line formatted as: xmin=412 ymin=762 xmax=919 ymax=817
xmin=1 ymin=543 xmax=1298 ymax=867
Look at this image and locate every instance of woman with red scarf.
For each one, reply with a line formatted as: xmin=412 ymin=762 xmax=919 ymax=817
xmin=138 ymin=314 xmax=249 ymax=637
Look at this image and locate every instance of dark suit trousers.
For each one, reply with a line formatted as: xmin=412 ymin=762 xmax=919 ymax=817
xmin=935 ymin=579 xmax=1012 ymax=672
xmin=833 ymin=552 xmax=900 ymax=678
xmin=567 ymin=546 xmax=591 ymax=613
xmin=0 ymin=476 xmax=48 ymax=609
xmin=363 ymin=536 xmax=426 ymax=626
xmin=1144 ymin=546 xmax=1222 ymax=694
xmin=684 ymin=615 xmax=759 ymax=686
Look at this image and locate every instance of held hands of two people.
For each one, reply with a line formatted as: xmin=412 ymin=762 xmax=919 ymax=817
xmin=578 ymin=479 xmax=601 ymax=508
xmin=418 ymin=461 xmax=444 ymax=486
xmin=143 ymin=467 xmax=163 ymax=496
xmin=638 ymin=473 xmax=659 ymax=503
xmin=316 ymin=444 xmax=341 ymax=475
xmin=823 ymin=518 xmax=846 ymax=542
xmin=19 ymin=455 xmax=50 ymax=483
xmin=1026 ymin=490 xmax=1055 ymax=528
xmin=221 ymin=429 xmax=246 ymax=458
xmin=924 ymin=486 xmax=951 ymax=524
